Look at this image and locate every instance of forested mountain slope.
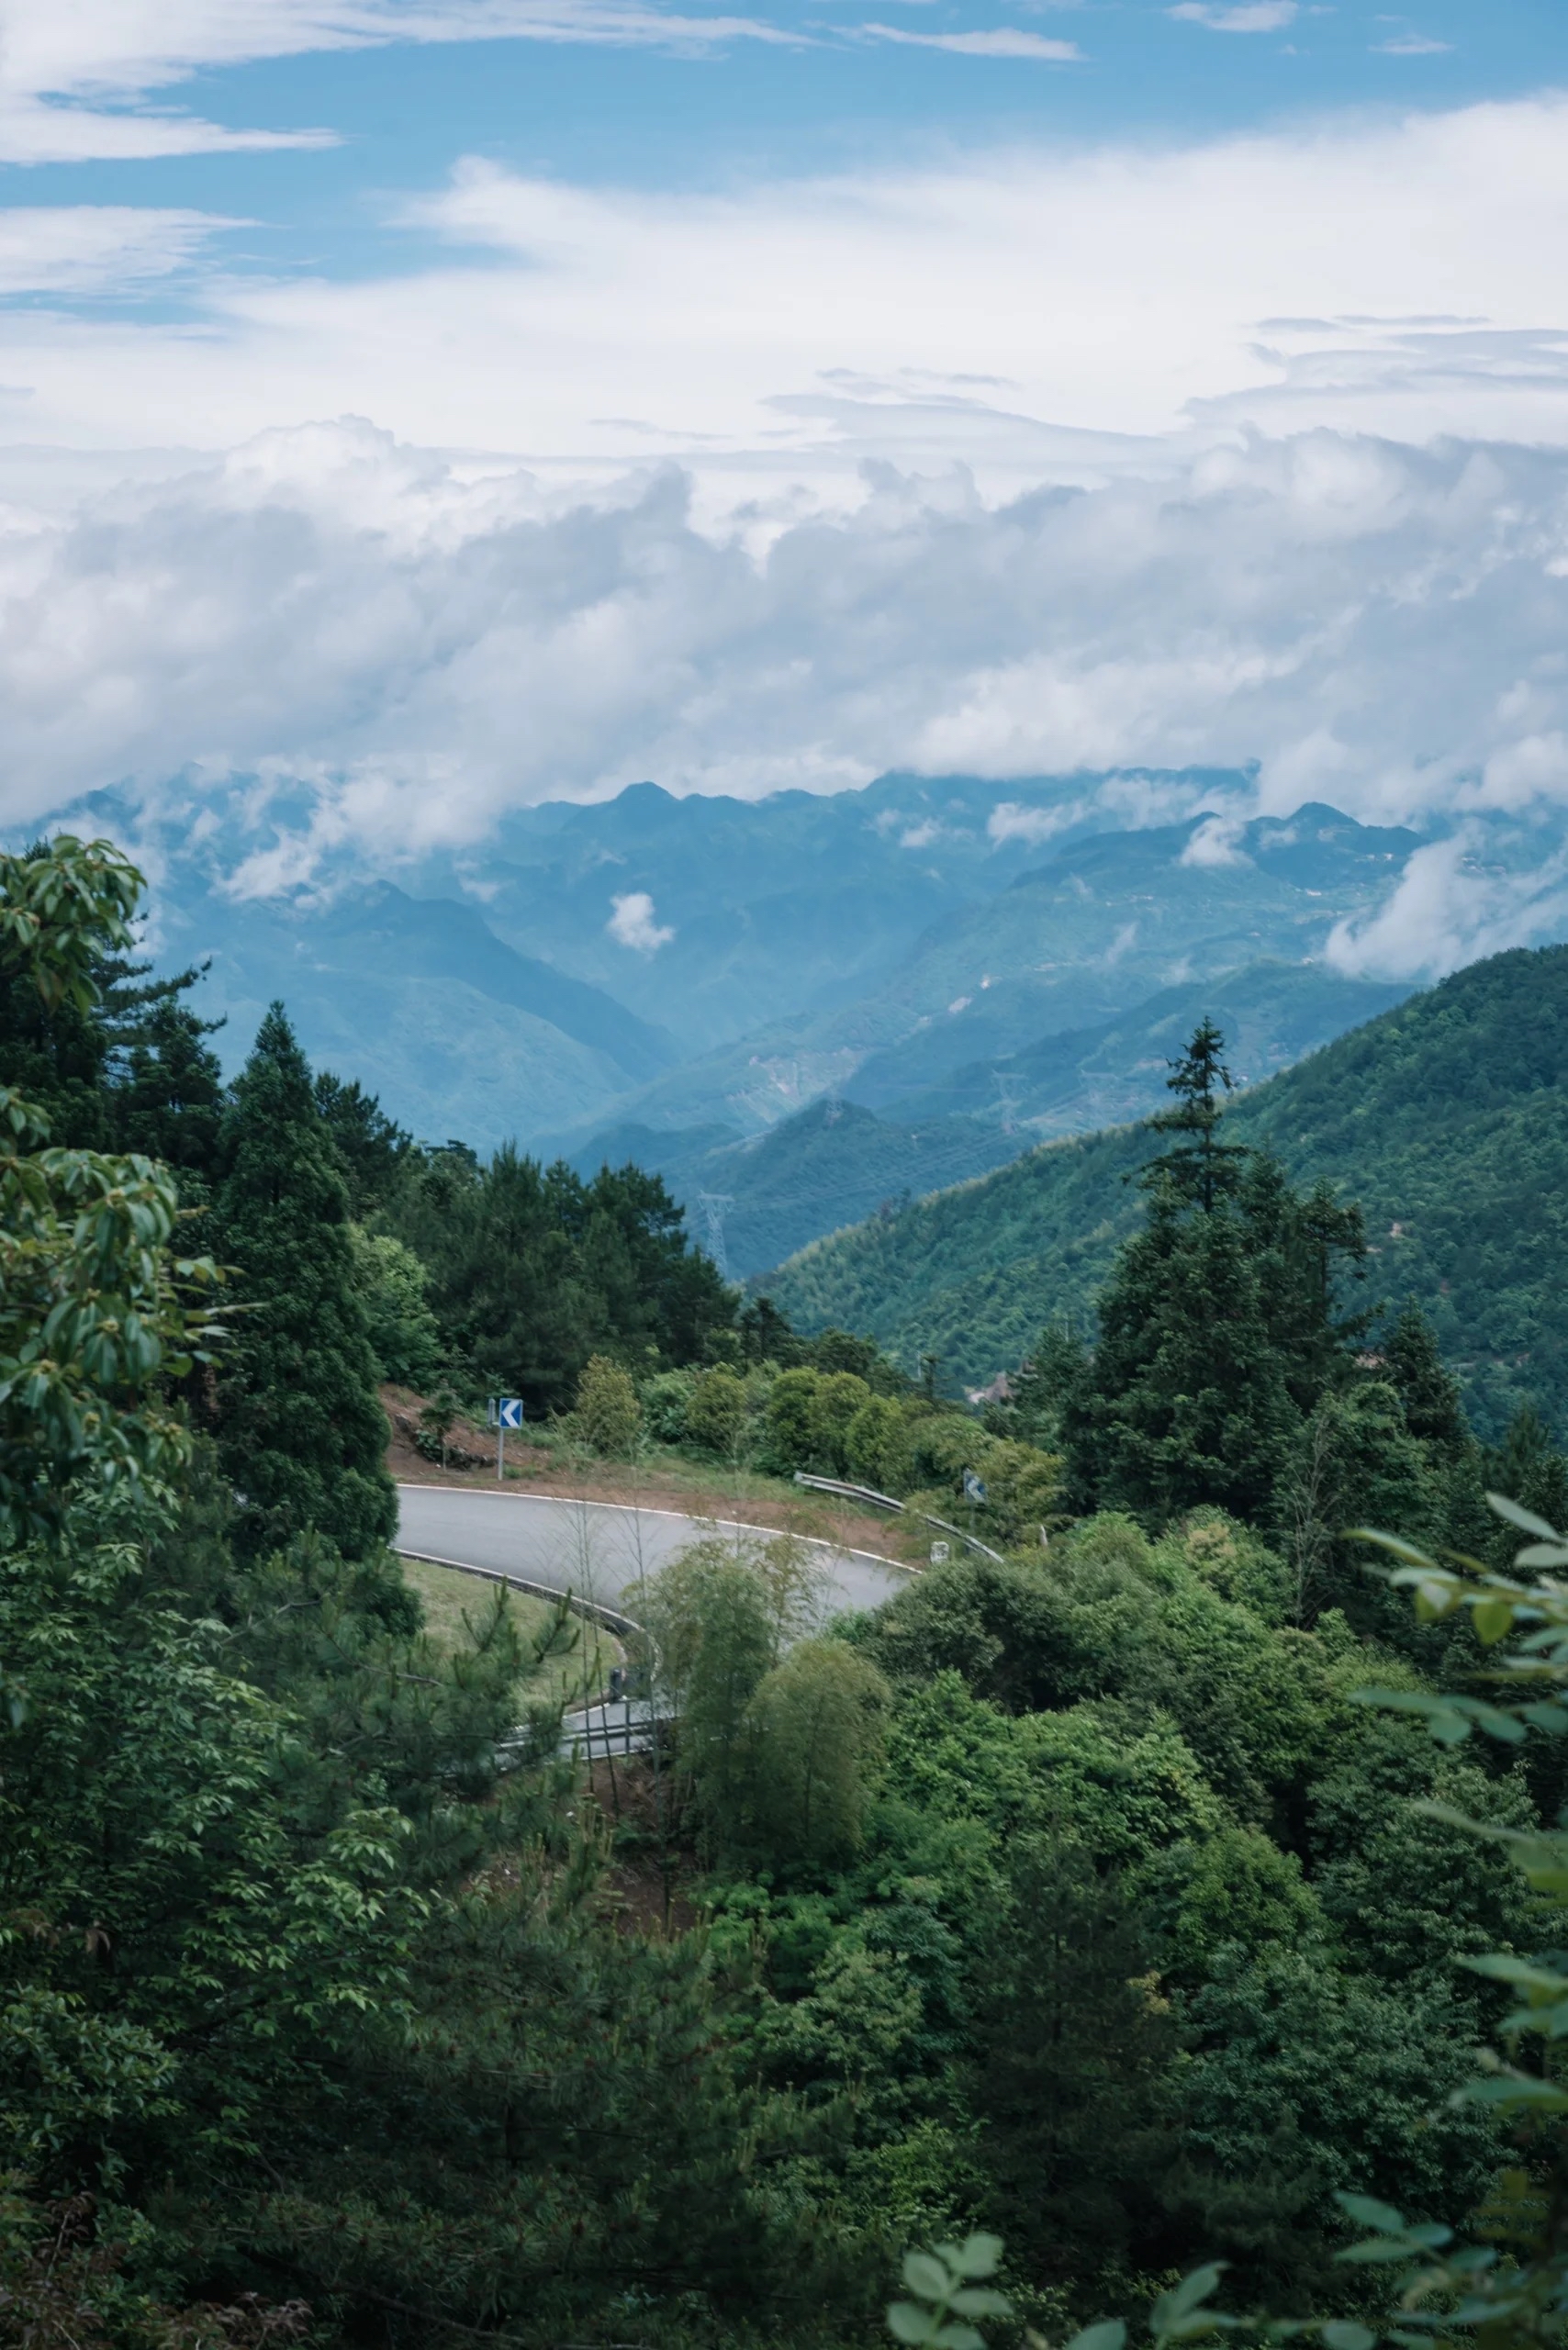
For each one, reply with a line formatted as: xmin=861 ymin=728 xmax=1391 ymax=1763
xmin=767 ymin=944 xmax=1568 ymax=1438
xmin=569 ymin=959 xmax=1410 ymax=1277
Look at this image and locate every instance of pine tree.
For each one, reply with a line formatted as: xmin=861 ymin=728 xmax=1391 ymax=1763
xmin=1147 ymin=1014 xmax=1246 ymax=1213
xmin=1068 ymin=1024 xmax=1370 ymax=1527
xmin=1381 ymin=1304 xmax=1468 ymax=1451
xmin=212 ymin=1003 xmax=395 ymax=1560
xmin=1083 ymin=1182 xmax=1299 ymax=1523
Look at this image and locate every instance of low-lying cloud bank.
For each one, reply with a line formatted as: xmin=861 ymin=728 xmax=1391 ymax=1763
xmin=6 ymin=417 xmax=1568 ymax=873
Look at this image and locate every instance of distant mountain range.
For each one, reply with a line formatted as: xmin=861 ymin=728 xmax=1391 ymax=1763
xmin=766 ymin=944 xmax=1568 ymax=1442
xmin=47 ymin=768 xmax=1568 ymax=1287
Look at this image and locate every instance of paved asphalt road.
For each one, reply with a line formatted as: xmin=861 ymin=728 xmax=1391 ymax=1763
xmin=395 ymin=1483 xmax=913 ymax=1629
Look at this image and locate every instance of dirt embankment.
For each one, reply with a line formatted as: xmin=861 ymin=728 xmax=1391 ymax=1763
xmin=380 ymin=1384 xmax=915 ymax=1562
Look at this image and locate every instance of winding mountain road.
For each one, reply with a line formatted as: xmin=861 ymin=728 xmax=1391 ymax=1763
xmin=395 ymin=1484 xmax=913 ymax=1755
xmin=394 ymin=1482 xmax=912 ymax=1628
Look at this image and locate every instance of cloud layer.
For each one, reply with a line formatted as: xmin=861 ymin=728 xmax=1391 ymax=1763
xmin=8 ymin=415 xmax=1568 ymax=895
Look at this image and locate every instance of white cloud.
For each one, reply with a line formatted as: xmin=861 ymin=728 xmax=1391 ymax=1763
xmin=1179 ymin=813 xmax=1251 ymax=867
xmin=1373 ymin=31 xmax=1453 ymax=54
xmin=8 ymin=416 xmax=1568 ymax=863
xmin=1169 ymin=1 xmax=1296 ymax=30
xmin=0 ymin=0 xmax=788 ymax=163
xmin=6 ymin=95 xmax=1568 ymax=473
xmin=608 ymin=890 xmax=677 ymax=952
xmin=986 ymin=800 xmax=1083 ymax=846
xmin=859 ymin=24 xmax=1082 ymax=57
xmin=1325 ymin=831 xmax=1568 ymax=981
xmin=0 ymin=206 xmax=233 ymax=295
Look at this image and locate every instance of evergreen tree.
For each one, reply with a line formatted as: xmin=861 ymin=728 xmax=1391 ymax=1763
xmin=1383 ymin=1304 xmax=1471 ymax=1454
xmin=314 ymin=1069 xmax=414 ymax=1216
xmin=1146 ymin=1015 xmax=1246 ymax=1212
xmin=211 ymin=1003 xmax=395 ymax=1560
xmin=1077 ymin=1182 xmax=1300 ymax=1524
xmin=1065 ymin=1024 xmax=1371 ymax=1528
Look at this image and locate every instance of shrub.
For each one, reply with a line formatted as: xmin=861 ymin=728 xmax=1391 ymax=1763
xmin=576 ymin=1354 xmax=642 ymax=1457
xmin=350 ymin=1225 xmax=443 ymax=1389
xmin=845 ymin=1395 xmax=910 ymax=1493
xmin=687 ymin=1365 xmax=749 ymax=1456
xmin=641 ymin=1368 xmax=696 ymax=1443
xmin=765 ymin=1368 xmax=822 ymax=1473
xmin=808 ymin=1372 xmax=873 ymax=1475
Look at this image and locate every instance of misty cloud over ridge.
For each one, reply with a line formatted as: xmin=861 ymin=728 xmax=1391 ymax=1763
xmin=7 ymin=418 xmax=1568 ymax=887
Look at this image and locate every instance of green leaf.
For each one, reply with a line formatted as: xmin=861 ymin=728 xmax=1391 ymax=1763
xmin=1350 ymin=1529 xmax=1438 ymax=1567
xmin=890 ymin=2302 xmax=938 ymax=2344
xmin=1473 ymin=1597 xmax=1516 ymax=1647
xmin=1336 ymin=2194 xmax=1407 ymax=2233
xmin=1462 ymin=1954 xmax=1568 ymax=1990
xmin=1064 ymin=2324 xmax=1127 ymax=2350
xmin=1150 ymin=2265 xmax=1227 ymax=2334
xmin=949 ymin=2290 xmax=1014 ymax=2320
xmin=1320 ymin=2324 xmax=1375 ymax=2350
xmin=903 ymin=2254 xmax=954 ymax=2302
xmin=948 ymin=2234 xmax=1004 ymax=2281
xmin=1488 ymin=1494 xmax=1562 ymax=1540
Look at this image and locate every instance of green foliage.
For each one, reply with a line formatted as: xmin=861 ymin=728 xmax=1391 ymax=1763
xmin=765 ymin=1365 xmax=823 ymax=1472
xmin=349 ymin=1223 xmax=442 ymax=1388
xmin=889 ymin=2233 xmax=1011 ymax=2350
xmin=390 ymin=1148 xmax=734 ymax=1415
xmin=967 ymin=1836 xmax=1178 ymax=2294
xmin=211 ymin=1004 xmax=395 ymax=1561
xmin=0 ymin=835 xmax=140 ymax=1016
xmin=641 ymin=1363 xmax=697 ymax=1440
xmin=773 ymin=946 xmax=1568 ymax=1440
xmin=686 ymin=1363 xmax=748 ymax=1455
xmin=745 ymin=1639 xmax=890 ymax=1868
xmin=847 ymin=1393 xmax=910 ymax=1490
xmin=573 ymin=1349 xmax=642 ymax=1456
xmin=0 ymin=839 xmax=224 ymax=1550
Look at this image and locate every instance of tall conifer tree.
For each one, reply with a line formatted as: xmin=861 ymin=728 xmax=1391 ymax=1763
xmin=1068 ymin=1022 xmax=1367 ymax=1526
xmin=212 ymin=1002 xmax=395 ymax=1559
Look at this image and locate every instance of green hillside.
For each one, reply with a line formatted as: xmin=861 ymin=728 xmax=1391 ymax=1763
xmin=767 ymin=944 xmax=1568 ymax=1439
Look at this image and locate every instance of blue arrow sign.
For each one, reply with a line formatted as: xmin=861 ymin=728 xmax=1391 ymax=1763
xmin=498 ymin=1397 xmax=524 ymax=1430
xmin=962 ymin=1469 xmax=988 ymax=1505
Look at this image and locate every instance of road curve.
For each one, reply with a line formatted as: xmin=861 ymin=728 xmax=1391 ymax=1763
xmin=394 ymin=1483 xmax=913 ymax=1628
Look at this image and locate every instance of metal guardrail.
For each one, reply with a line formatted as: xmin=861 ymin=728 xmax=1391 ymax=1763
xmin=790 ymin=1472 xmax=1006 ymax=1566
xmin=395 ymin=1546 xmax=663 ymax=1765
xmin=394 ymin=1547 xmax=651 ymax=1643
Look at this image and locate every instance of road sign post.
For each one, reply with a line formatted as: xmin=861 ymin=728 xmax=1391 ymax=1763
xmin=487 ymin=1395 xmax=524 ymax=1480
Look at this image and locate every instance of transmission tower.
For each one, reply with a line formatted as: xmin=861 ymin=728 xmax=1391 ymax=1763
xmin=697 ymin=1192 xmax=735 ymax=1282
xmin=992 ymin=1070 xmax=1026 ymax=1136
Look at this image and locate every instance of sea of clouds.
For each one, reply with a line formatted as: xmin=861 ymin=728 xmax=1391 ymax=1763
xmin=4 ymin=61 xmax=1568 ymax=987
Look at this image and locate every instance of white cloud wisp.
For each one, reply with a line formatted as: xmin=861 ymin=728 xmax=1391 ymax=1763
xmin=6 ymin=93 xmax=1568 ymax=472
xmin=0 ymin=0 xmax=790 ymax=163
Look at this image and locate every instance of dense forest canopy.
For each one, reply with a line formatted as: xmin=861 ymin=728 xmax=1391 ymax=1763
xmin=7 ymin=835 xmax=1568 ymax=2350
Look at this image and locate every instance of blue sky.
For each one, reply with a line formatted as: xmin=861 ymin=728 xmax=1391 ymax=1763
xmin=0 ymin=0 xmax=1566 ymax=988
xmin=2 ymin=1 xmax=1557 ymax=290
